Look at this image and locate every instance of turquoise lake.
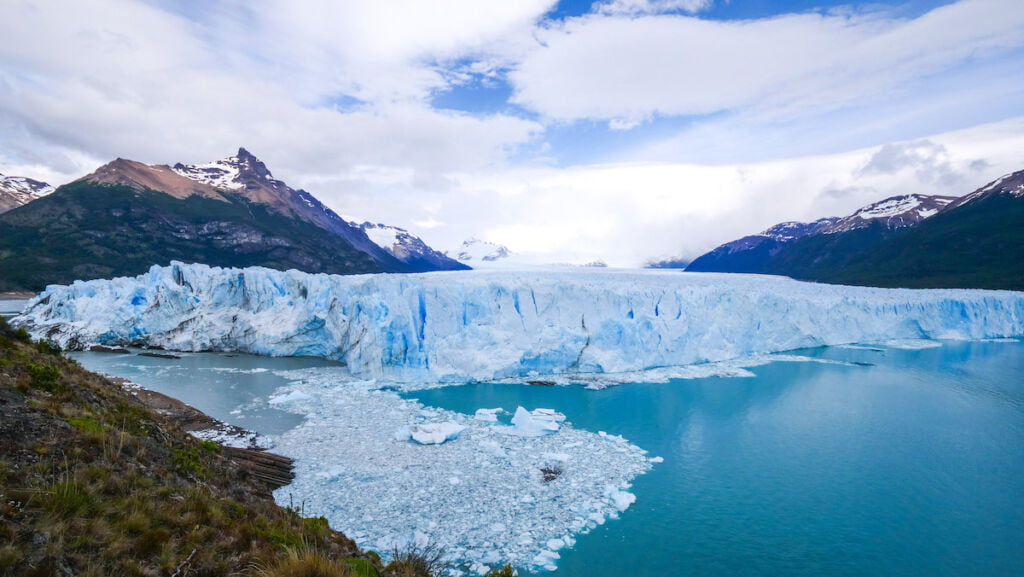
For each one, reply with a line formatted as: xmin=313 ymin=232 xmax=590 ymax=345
xmin=72 ymin=339 xmax=1024 ymax=576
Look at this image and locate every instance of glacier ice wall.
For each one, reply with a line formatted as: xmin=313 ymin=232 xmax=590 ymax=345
xmin=17 ymin=262 xmax=1024 ymax=383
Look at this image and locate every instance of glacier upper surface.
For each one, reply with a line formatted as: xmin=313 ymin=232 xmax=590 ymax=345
xmin=17 ymin=262 xmax=1024 ymax=384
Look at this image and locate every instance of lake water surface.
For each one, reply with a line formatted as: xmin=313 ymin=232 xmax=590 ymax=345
xmin=71 ymin=339 xmax=1024 ymax=576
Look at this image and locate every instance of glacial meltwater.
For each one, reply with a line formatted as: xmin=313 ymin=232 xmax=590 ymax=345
xmin=71 ymin=339 xmax=1024 ymax=576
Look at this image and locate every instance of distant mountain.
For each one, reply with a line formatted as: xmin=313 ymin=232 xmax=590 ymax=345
xmin=815 ymin=194 xmax=956 ymax=234
xmin=0 ymin=148 xmax=455 ymax=291
xmin=684 ymin=218 xmax=838 ymax=274
xmin=359 ymin=222 xmax=468 ymax=272
xmin=686 ymin=194 xmax=955 ymax=276
xmin=685 ymin=174 xmax=1023 ymax=291
xmin=453 ymin=238 xmax=512 ymax=264
xmin=820 ymin=170 xmax=1024 ymax=290
xmin=0 ymin=173 xmax=54 ymax=214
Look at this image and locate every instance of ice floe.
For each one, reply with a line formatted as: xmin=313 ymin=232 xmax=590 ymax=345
xmin=267 ymin=367 xmax=652 ymax=573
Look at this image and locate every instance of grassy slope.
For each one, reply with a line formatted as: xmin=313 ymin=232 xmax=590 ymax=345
xmin=0 ymin=181 xmax=390 ymax=292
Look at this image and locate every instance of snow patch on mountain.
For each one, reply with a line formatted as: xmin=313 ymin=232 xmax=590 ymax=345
xmin=947 ymin=169 xmax=1024 ymax=209
xmin=455 ymin=238 xmax=512 ymax=264
xmin=0 ymin=173 xmax=54 ymax=213
xmin=171 ymin=156 xmax=246 ymax=190
xmin=16 ymin=263 xmax=1024 ymax=386
xmin=822 ymin=194 xmax=956 ymax=233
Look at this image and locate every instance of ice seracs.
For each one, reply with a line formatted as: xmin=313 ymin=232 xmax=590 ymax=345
xmin=16 ymin=263 xmax=1024 ymax=387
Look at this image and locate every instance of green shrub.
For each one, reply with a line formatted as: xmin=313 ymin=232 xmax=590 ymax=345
xmin=25 ymin=362 xmax=62 ymax=392
xmin=67 ymin=416 xmax=104 ymax=435
xmin=344 ymin=557 xmax=381 ymax=577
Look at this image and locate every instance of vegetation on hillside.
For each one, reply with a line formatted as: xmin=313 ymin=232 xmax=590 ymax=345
xmin=0 ymin=181 xmax=391 ymax=292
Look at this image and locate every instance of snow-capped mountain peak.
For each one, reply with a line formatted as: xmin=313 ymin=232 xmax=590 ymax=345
xmin=0 ymin=173 xmax=55 ymax=213
xmin=171 ymin=147 xmax=274 ymax=191
xmin=945 ymin=169 xmax=1024 ymax=210
xmin=0 ymin=173 xmax=54 ymax=198
xmin=455 ymin=238 xmax=511 ymax=263
xmin=360 ymin=222 xmax=470 ymax=272
xmin=822 ymin=193 xmax=956 ymax=233
xmin=759 ymin=218 xmax=839 ymax=241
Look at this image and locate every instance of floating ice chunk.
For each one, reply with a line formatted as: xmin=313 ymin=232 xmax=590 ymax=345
xmin=267 ymin=390 xmax=312 ymax=405
xmin=881 ymin=339 xmax=944 ymax=349
xmin=474 ymin=408 xmax=502 ymax=422
xmin=481 ymin=550 xmax=501 ymax=564
xmin=533 ymin=549 xmax=560 ymax=571
xmin=531 ymin=408 xmax=566 ymax=423
xmin=478 ymin=439 xmax=507 ymax=457
xmin=546 ymin=538 xmax=565 ymax=551
xmin=542 ymin=452 xmax=570 ymax=462
xmin=469 ymin=562 xmax=490 ymax=575
xmin=409 ymin=422 xmax=465 ymax=445
xmin=606 ymin=489 xmax=636 ymax=512
xmin=505 ymin=406 xmax=561 ymax=437
xmin=650 ymin=456 xmax=664 ymax=463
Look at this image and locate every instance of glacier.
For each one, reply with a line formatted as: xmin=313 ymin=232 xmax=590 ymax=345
xmin=17 ymin=262 xmax=1024 ymax=385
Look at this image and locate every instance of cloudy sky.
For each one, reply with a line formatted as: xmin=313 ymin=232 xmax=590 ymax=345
xmin=1 ymin=0 xmax=1023 ymax=265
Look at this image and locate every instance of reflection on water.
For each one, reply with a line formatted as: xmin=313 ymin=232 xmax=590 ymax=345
xmin=0 ymin=298 xmax=29 ymax=317
xmin=70 ymin=349 xmax=340 ymax=435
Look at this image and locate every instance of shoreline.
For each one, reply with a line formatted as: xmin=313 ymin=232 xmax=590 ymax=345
xmin=108 ymin=374 xmax=297 ymax=490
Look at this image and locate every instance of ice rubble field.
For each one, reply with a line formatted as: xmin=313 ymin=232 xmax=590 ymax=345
xmin=18 ymin=262 xmax=1024 ymax=385
xmin=266 ymin=368 xmax=652 ymax=574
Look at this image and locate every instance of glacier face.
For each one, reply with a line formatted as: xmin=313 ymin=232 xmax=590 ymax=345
xmin=17 ymin=262 xmax=1024 ymax=384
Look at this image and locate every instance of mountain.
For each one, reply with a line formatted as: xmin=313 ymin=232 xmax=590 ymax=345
xmin=685 ymin=173 xmax=1023 ymax=291
xmin=684 ymin=218 xmax=838 ymax=273
xmin=0 ymin=173 xmax=54 ymax=214
xmin=0 ymin=148 xmax=449 ymax=291
xmin=820 ymin=170 xmax=1024 ymax=290
xmin=359 ymin=222 xmax=469 ymax=272
xmin=686 ymin=194 xmax=955 ymax=276
xmin=453 ymin=238 xmax=512 ymax=264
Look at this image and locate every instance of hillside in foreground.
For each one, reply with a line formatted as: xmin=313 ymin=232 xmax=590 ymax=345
xmin=0 ymin=317 xmax=502 ymax=577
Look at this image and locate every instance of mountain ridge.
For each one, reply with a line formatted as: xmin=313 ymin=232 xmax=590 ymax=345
xmin=683 ymin=171 xmax=1024 ymax=290
xmin=0 ymin=172 xmax=55 ymax=214
xmin=0 ymin=149 xmax=462 ymax=291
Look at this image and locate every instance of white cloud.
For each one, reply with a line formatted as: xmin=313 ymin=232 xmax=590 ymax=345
xmin=510 ymin=0 xmax=1024 ymax=127
xmin=597 ymin=0 xmax=714 ymax=16
xmin=324 ymin=117 xmax=1024 ymax=267
xmin=0 ymin=0 xmax=545 ymax=185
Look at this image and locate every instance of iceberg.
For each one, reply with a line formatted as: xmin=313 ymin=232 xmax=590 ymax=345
xmin=506 ymin=406 xmax=562 ymax=437
xmin=15 ymin=262 xmax=1024 ymax=385
xmin=409 ymin=422 xmax=465 ymax=445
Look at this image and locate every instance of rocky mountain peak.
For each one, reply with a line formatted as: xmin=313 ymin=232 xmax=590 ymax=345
xmin=946 ymin=169 xmax=1024 ymax=210
xmin=821 ymin=193 xmax=956 ymax=234
xmin=0 ymin=172 xmax=55 ymax=214
xmin=172 ymin=147 xmax=277 ymax=192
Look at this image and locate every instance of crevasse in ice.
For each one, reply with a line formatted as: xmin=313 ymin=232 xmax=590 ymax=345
xmin=17 ymin=262 xmax=1024 ymax=384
